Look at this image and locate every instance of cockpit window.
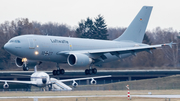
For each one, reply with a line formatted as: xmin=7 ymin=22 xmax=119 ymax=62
xmin=9 ymin=40 xmax=20 ymax=43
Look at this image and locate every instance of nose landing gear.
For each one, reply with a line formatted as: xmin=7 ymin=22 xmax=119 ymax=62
xmin=23 ymin=64 xmax=29 ymax=71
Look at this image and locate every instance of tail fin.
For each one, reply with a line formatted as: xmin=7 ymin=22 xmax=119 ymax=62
xmin=114 ymin=6 xmax=153 ymax=43
xmin=34 ymin=65 xmax=37 ymax=72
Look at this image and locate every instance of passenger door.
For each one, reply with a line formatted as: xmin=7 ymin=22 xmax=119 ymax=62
xmin=28 ymin=38 xmax=35 ymax=49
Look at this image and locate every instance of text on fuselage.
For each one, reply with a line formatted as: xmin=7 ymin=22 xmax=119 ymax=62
xmin=50 ymin=39 xmax=68 ymax=44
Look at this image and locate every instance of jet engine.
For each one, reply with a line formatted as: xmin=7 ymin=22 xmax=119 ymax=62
xmin=3 ymin=82 xmax=9 ymax=89
xmin=15 ymin=57 xmax=39 ymax=71
xmin=42 ymin=78 xmax=47 ymax=84
xmin=72 ymin=80 xmax=78 ymax=87
xmin=90 ymin=78 xmax=97 ymax=85
xmin=15 ymin=57 xmax=24 ymax=67
xmin=15 ymin=57 xmax=37 ymax=68
xmin=67 ymin=53 xmax=92 ymax=66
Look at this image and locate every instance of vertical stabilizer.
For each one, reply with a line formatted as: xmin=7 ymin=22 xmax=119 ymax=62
xmin=114 ymin=6 xmax=153 ymax=43
xmin=34 ymin=65 xmax=37 ymax=73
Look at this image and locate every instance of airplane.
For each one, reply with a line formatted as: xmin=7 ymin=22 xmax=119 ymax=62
xmin=3 ymin=6 xmax=174 ymax=75
xmin=0 ymin=66 xmax=111 ymax=90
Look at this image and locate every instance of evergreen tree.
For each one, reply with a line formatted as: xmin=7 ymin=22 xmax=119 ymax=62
xmin=76 ymin=20 xmax=86 ymax=38
xmin=81 ymin=17 xmax=94 ymax=38
xmin=143 ymin=33 xmax=151 ymax=44
xmin=75 ymin=15 xmax=108 ymax=40
xmin=94 ymin=15 xmax=108 ymax=40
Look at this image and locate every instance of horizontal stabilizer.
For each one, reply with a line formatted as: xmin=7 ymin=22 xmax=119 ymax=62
xmin=162 ymin=42 xmax=176 ymax=48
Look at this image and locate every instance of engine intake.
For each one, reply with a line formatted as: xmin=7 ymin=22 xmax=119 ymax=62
xmin=72 ymin=80 xmax=78 ymax=87
xmin=15 ymin=57 xmax=38 ymax=68
xmin=42 ymin=78 xmax=47 ymax=84
xmin=67 ymin=53 xmax=92 ymax=66
xmin=15 ymin=57 xmax=24 ymax=67
xmin=3 ymin=82 xmax=9 ymax=89
xmin=91 ymin=79 xmax=97 ymax=85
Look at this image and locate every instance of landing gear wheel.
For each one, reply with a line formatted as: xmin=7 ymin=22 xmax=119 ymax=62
xmin=54 ymin=63 xmax=65 ymax=75
xmin=89 ymin=69 xmax=92 ymax=75
xmin=57 ymin=70 xmax=60 ymax=75
xmin=52 ymin=69 xmax=65 ymax=75
xmin=85 ymin=66 xmax=97 ymax=75
xmin=23 ymin=65 xmax=29 ymax=71
xmin=85 ymin=69 xmax=93 ymax=75
xmin=60 ymin=69 xmax=65 ymax=74
xmin=53 ymin=70 xmax=57 ymax=75
xmin=85 ymin=69 xmax=89 ymax=75
xmin=92 ymin=68 xmax=97 ymax=74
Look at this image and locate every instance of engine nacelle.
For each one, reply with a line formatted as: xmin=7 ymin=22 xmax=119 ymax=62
xmin=72 ymin=80 xmax=78 ymax=87
xmin=90 ymin=79 xmax=97 ymax=85
xmin=67 ymin=53 xmax=92 ymax=66
xmin=15 ymin=57 xmax=24 ymax=67
xmin=3 ymin=82 xmax=9 ymax=89
xmin=15 ymin=57 xmax=38 ymax=67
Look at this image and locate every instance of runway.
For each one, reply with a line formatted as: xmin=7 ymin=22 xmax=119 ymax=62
xmin=1 ymin=70 xmax=180 ymax=85
xmin=0 ymin=95 xmax=180 ymax=99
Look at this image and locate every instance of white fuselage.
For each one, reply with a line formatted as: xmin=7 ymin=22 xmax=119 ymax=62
xmin=30 ymin=72 xmax=50 ymax=87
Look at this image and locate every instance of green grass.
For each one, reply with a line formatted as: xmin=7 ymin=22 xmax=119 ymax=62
xmin=75 ymin=75 xmax=180 ymax=90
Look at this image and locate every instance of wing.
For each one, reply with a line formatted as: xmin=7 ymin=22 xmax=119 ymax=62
xmin=11 ymin=74 xmax=31 ymax=76
xmin=59 ymin=75 xmax=111 ymax=82
xmin=58 ymin=42 xmax=175 ymax=58
xmin=0 ymin=80 xmax=36 ymax=85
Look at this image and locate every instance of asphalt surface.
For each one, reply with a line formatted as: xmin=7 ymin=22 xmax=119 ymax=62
xmin=1 ymin=69 xmax=180 ymax=77
xmin=1 ymin=69 xmax=180 ymax=85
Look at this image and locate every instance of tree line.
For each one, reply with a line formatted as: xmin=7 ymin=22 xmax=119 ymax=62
xmin=0 ymin=17 xmax=179 ymax=70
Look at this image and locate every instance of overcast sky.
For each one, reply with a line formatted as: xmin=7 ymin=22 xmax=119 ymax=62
xmin=1 ymin=0 xmax=180 ymax=31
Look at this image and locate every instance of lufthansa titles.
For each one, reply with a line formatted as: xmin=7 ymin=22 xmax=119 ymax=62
xmin=50 ymin=39 xmax=68 ymax=44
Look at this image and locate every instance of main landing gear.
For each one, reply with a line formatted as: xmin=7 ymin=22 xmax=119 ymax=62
xmin=85 ymin=65 xmax=97 ymax=75
xmin=52 ymin=69 xmax=64 ymax=75
xmin=52 ymin=63 xmax=65 ymax=75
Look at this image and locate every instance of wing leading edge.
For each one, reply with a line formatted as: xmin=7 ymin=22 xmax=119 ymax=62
xmin=0 ymin=80 xmax=36 ymax=84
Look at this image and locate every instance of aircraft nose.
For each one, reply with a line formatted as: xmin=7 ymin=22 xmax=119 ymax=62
xmin=4 ymin=42 xmax=11 ymax=52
